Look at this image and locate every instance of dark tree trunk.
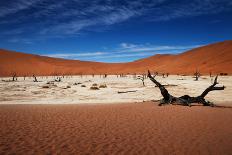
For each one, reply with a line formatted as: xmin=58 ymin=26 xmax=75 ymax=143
xmin=12 ymin=73 xmax=17 ymax=81
xmin=194 ymin=70 xmax=200 ymax=81
xmin=137 ymin=75 xmax=145 ymax=86
xmin=33 ymin=75 xmax=38 ymax=82
xmin=147 ymin=70 xmax=225 ymax=106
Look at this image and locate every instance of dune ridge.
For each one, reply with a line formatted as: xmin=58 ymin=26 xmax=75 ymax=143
xmin=0 ymin=40 xmax=232 ymax=76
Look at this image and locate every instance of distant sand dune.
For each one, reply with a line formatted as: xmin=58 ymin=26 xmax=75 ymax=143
xmin=0 ymin=40 xmax=232 ymax=76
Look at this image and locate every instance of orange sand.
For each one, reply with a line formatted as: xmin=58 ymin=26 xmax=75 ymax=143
xmin=1 ymin=40 xmax=232 ymax=76
xmin=0 ymin=102 xmax=232 ymax=154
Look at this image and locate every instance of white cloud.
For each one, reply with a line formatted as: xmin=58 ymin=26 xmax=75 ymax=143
xmin=117 ymin=43 xmax=202 ymax=53
xmin=43 ymin=43 xmax=202 ymax=62
xmin=45 ymin=52 xmax=106 ymax=59
xmin=1 ymin=0 xmax=231 ymax=37
xmin=120 ymin=43 xmax=138 ymax=49
xmin=7 ymin=38 xmax=33 ymax=44
xmin=0 ymin=0 xmax=42 ymax=17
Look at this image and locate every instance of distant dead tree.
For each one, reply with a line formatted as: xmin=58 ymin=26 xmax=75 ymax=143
xmin=55 ymin=77 xmax=61 ymax=82
xmin=166 ymin=73 xmax=169 ymax=77
xmin=162 ymin=73 xmax=165 ymax=78
xmin=220 ymin=73 xmax=228 ymax=76
xmin=137 ymin=75 xmax=146 ymax=86
xmin=23 ymin=75 xmax=26 ymax=80
xmin=12 ymin=73 xmax=17 ymax=81
xmin=210 ymin=71 xmax=212 ymax=77
xmin=33 ymin=75 xmax=38 ymax=82
xmin=147 ymin=70 xmax=225 ymax=106
xmin=194 ymin=69 xmax=200 ymax=81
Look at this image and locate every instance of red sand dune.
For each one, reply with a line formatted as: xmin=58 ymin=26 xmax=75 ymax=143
xmin=0 ymin=40 xmax=232 ymax=76
xmin=0 ymin=102 xmax=232 ymax=154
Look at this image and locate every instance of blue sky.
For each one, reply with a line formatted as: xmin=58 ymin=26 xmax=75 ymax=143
xmin=0 ymin=0 xmax=232 ymax=62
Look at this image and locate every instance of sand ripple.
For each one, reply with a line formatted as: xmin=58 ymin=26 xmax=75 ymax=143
xmin=0 ymin=103 xmax=232 ymax=154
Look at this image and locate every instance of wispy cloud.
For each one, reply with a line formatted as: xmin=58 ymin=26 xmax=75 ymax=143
xmin=7 ymin=38 xmax=33 ymax=44
xmin=1 ymin=0 xmax=231 ymax=38
xmin=120 ymin=43 xmax=138 ymax=49
xmin=117 ymin=43 xmax=202 ymax=53
xmin=45 ymin=52 xmax=106 ymax=59
xmin=43 ymin=43 xmax=202 ymax=62
xmin=0 ymin=0 xmax=42 ymax=18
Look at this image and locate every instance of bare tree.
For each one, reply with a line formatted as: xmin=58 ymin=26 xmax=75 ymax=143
xmin=12 ymin=73 xmax=17 ymax=81
xmin=55 ymin=77 xmax=61 ymax=82
xmin=194 ymin=69 xmax=200 ymax=81
xmin=137 ymin=75 xmax=145 ymax=86
xmin=33 ymin=75 xmax=38 ymax=82
xmin=162 ymin=73 xmax=165 ymax=78
xmin=147 ymin=70 xmax=225 ymax=106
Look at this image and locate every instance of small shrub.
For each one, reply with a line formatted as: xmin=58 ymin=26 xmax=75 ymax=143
xmin=67 ymin=85 xmax=71 ymax=88
xmin=219 ymin=73 xmax=228 ymax=76
xmin=90 ymin=86 xmax=99 ymax=90
xmin=92 ymin=83 xmax=98 ymax=86
xmin=42 ymin=85 xmax=49 ymax=88
xmin=81 ymin=85 xmax=86 ymax=87
xmin=99 ymin=84 xmax=107 ymax=88
xmin=46 ymin=81 xmax=54 ymax=84
xmin=74 ymin=82 xmax=82 ymax=85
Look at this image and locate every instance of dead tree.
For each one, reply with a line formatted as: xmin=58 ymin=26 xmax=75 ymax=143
xmin=194 ymin=69 xmax=200 ymax=81
xmin=12 ymin=73 xmax=17 ymax=81
xmin=33 ymin=75 xmax=38 ymax=82
xmin=55 ymin=77 xmax=61 ymax=82
xmin=162 ymin=73 xmax=165 ymax=78
xmin=147 ymin=70 xmax=225 ymax=106
xmin=137 ymin=75 xmax=145 ymax=86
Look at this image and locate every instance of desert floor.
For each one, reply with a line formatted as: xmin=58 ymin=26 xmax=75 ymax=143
xmin=0 ymin=75 xmax=232 ymax=154
xmin=0 ymin=102 xmax=232 ymax=154
xmin=0 ymin=75 xmax=231 ymax=104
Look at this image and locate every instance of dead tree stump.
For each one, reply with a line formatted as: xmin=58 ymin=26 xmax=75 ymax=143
xmin=147 ymin=70 xmax=225 ymax=106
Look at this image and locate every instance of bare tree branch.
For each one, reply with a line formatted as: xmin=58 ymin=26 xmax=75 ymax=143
xmin=147 ymin=70 xmax=225 ymax=106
